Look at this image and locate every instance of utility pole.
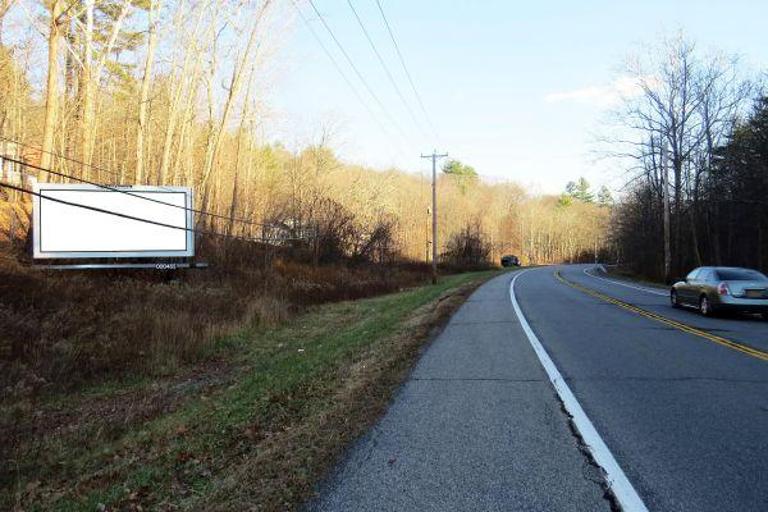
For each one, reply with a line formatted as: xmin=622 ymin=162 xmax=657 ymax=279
xmin=661 ymin=143 xmax=672 ymax=283
xmin=421 ymin=151 xmax=448 ymax=284
xmin=425 ymin=206 xmax=430 ymax=264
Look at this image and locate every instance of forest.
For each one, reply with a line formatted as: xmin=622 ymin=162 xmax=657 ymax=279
xmin=0 ymin=0 xmax=605 ymax=270
xmin=0 ymin=1 xmax=609 ymax=402
xmin=0 ymin=3 xmax=764 ymax=388
xmin=606 ymin=34 xmax=767 ymax=281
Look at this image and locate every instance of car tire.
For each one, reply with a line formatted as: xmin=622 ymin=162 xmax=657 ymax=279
xmin=671 ymin=290 xmax=680 ymax=308
xmin=762 ymin=312 xmax=768 ymax=321
xmin=699 ymin=295 xmax=714 ymax=317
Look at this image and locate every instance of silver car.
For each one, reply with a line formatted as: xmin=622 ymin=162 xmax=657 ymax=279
xmin=670 ymin=266 xmax=768 ymax=318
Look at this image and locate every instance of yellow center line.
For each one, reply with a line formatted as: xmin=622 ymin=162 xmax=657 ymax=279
xmin=554 ymin=271 xmax=768 ymax=362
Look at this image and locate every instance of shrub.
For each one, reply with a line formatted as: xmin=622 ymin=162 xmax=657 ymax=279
xmin=441 ymin=221 xmax=493 ymax=270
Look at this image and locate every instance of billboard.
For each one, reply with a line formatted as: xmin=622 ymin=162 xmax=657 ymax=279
xmin=32 ymin=183 xmax=195 ymax=259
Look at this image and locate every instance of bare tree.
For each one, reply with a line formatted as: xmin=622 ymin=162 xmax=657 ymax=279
xmin=41 ymin=0 xmax=64 ymax=172
xmin=199 ymin=0 xmax=273 ymax=213
xmin=609 ymin=32 xmax=752 ymax=275
xmin=135 ymin=0 xmax=162 ymax=184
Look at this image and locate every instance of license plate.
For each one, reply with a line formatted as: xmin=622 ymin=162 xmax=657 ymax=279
xmin=745 ymin=289 xmax=766 ymax=298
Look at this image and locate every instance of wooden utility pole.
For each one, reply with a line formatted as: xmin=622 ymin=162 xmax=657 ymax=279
xmin=421 ymin=151 xmax=448 ymax=284
xmin=661 ymin=144 xmax=672 ymax=283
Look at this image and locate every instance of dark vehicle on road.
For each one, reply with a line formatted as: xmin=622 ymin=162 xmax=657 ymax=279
xmin=670 ymin=266 xmax=768 ymax=318
xmin=501 ymin=255 xmax=520 ymax=267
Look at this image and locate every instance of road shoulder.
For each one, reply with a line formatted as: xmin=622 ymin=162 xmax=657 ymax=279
xmin=308 ymin=272 xmax=612 ymax=512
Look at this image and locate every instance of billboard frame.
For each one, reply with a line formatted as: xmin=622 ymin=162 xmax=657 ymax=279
xmin=32 ymin=183 xmax=195 ymax=260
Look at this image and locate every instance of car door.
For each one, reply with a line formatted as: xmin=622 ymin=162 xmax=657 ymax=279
xmin=696 ymin=269 xmax=716 ymax=301
xmin=680 ymin=268 xmax=701 ymax=304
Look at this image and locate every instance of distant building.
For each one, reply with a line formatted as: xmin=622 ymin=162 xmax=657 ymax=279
xmin=1 ymin=141 xmax=37 ymax=199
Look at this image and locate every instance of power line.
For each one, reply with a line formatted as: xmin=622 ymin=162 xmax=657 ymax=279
xmin=345 ymin=0 xmax=427 ymax=139
xmin=0 ymin=135 xmax=170 ymax=188
xmin=304 ymin=0 xmax=411 ymax=142
xmin=288 ymin=0 xmax=397 ymax=147
xmin=374 ymin=0 xmax=440 ymax=141
xmin=0 ymin=180 xmax=311 ymax=244
xmin=0 ymin=143 xmax=272 ymax=228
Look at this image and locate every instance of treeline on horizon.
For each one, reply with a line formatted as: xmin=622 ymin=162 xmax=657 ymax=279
xmin=607 ymin=34 xmax=767 ymax=281
xmin=0 ymin=0 xmax=607 ymax=269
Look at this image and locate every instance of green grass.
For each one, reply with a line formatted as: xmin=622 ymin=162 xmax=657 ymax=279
xmin=6 ymin=270 xmax=501 ymax=511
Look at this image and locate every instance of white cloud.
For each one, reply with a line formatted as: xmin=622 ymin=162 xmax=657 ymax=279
xmin=544 ymin=76 xmax=643 ymax=107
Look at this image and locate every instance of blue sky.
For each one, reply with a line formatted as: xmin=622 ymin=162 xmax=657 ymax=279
xmin=270 ymin=0 xmax=767 ymax=194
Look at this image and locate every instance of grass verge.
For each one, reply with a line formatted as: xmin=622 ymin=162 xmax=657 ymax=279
xmin=3 ymin=270 xmax=501 ymax=511
xmin=602 ymin=265 xmax=668 ymax=289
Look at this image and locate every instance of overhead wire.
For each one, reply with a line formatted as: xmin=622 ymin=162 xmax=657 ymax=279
xmin=0 ymin=179 xmax=310 ymax=244
xmin=2 ymin=2 xmax=434 ymax=242
xmin=1 ymin=134 xmax=179 ymax=190
xmin=345 ymin=0 xmax=427 ymax=139
xmin=0 ymin=138 xmax=273 ymax=228
xmin=288 ymin=0 xmax=394 ymax=143
xmin=304 ymin=0 xmax=412 ymax=144
xmin=373 ymin=0 xmax=440 ymax=142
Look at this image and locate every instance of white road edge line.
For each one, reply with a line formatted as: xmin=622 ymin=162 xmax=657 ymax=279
xmin=583 ymin=267 xmax=667 ymax=297
xmin=509 ymin=270 xmax=649 ymax=512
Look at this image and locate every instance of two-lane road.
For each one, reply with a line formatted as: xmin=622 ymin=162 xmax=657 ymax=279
xmin=518 ymin=265 xmax=768 ymax=511
xmin=310 ymin=266 xmax=768 ymax=511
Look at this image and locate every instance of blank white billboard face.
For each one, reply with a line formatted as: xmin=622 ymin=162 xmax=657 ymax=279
xmin=33 ymin=184 xmax=194 ymax=259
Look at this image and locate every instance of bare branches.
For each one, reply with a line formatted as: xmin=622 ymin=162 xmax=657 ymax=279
xmin=604 ymin=32 xmax=763 ymax=278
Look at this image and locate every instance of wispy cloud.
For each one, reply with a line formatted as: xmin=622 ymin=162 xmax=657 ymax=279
xmin=544 ymin=76 xmax=643 ymax=107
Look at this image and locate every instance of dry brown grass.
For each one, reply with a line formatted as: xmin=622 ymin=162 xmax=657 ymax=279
xmin=1 ymin=266 xmax=495 ymax=511
xmin=0 ymin=256 xmax=430 ymax=399
xmin=0 ymin=262 xmax=277 ymax=395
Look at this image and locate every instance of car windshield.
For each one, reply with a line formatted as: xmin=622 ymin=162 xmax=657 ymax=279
xmin=716 ymin=269 xmax=768 ymax=281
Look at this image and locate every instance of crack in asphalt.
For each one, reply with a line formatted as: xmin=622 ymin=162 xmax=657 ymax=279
xmin=552 ymin=391 xmax=623 ymax=512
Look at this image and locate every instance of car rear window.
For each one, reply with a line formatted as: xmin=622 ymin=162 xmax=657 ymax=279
xmin=716 ymin=269 xmax=768 ymax=281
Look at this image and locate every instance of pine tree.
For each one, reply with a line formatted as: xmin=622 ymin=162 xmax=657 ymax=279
xmin=597 ymin=185 xmax=613 ymax=207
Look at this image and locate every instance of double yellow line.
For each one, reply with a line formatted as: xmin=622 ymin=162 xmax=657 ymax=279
xmin=554 ymin=271 xmax=768 ymax=362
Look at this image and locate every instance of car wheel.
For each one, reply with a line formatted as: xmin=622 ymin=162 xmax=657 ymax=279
xmin=762 ymin=312 xmax=768 ymax=321
xmin=699 ymin=295 xmax=713 ymax=317
xmin=670 ymin=290 xmax=680 ymax=308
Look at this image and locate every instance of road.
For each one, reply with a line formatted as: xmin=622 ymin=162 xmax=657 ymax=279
xmin=308 ymin=265 xmax=768 ymax=512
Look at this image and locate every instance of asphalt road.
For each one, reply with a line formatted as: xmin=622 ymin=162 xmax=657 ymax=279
xmin=308 ymin=265 xmax=768 ymax=512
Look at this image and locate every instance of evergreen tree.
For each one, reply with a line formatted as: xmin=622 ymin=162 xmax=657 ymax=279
xmin=574 ymin=177 xmax=594 ymax=202
xmin=564 ymin=177 xmax=594 ymax=202
xmin=442 ymin=159 xmax=478 ymax=193
xmin=597 ymin=185 xmax=614 ymax=207
xmin=442 ymin=159 xmax=478 ymax=179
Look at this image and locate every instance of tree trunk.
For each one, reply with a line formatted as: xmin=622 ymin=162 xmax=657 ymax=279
xmin=79 ymin=0 xmax=95 ymax=179
xmin=689 ymin=204 xmax=703 ymax=266
xmin=228 ymin=65 xmax=256 ymax=236
xmin=199 ymin=0 xmax=272 ymax=212
xmin=41 ymin=0 xmax=64 ymax=172
xmin=662 ymin=147 xmax=672 ymax=283
xmin=136 ymin=0 xmax=160 ymax=184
